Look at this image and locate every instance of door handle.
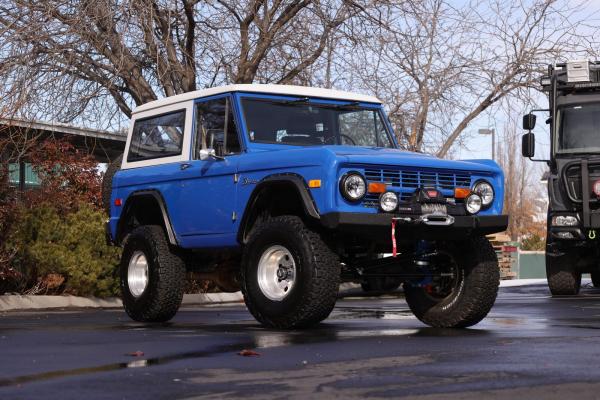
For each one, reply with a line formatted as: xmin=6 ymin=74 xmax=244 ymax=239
xmin=180 ymin=163 xmax=192 ymax=170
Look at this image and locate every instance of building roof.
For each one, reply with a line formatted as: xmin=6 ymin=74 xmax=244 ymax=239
xmin=0 ymin=118 xmax=126 ymax=163
xmin=133 ymin=84 xmax=382 ymax=114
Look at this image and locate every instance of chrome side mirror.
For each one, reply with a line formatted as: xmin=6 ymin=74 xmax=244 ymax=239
xmin=199 ymin=148 xmax=224 ymax=161
xmin=199 ymin=148 xmax=216 ymax=160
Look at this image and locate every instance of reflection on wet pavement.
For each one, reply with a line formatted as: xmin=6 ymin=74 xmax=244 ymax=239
xmin=5 ymin=283 xmax=600 ymax=398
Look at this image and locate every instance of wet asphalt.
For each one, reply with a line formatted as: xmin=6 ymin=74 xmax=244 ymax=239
xmin=3 ymin=283 xmax=600 ymax=399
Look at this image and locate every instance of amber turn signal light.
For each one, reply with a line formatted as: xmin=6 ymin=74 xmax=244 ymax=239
xmin=368 ymin=182 xmax=387 ymax=193
xmin=308 ymin=179 xmax=322 ymax=188
xmin=454 ymin=187 xmax=471 ymax=199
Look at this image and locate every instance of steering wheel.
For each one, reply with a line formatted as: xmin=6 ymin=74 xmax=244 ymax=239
xmin=324 ymin=134 xmax=357 ymax=145
xmin=339 ymin=134 xmax=357 ymax=146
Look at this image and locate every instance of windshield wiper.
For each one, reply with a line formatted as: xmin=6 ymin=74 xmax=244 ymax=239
xmin=281 ymin=97 xmax=310 ymax=105
xmin=329 ymin=101 xmax=361 ymax=110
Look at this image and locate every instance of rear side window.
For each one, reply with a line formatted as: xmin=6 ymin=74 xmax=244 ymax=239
xmin=127 ymin=110 xmax=186 ymax=162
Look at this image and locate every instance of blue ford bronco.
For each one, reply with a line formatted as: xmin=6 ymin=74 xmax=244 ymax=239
xmin=103 ymin=84 xmax=508 ymax=329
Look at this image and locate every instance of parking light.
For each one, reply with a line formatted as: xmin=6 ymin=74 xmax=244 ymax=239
xmin=454 ymin=187 xmax=470 ymax=199
xmin=368 ymin=182 xmax=387 ymax=193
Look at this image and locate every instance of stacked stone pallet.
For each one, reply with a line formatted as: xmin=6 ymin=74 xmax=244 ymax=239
xmin=487 ymin=233 xmax=517 ymax=280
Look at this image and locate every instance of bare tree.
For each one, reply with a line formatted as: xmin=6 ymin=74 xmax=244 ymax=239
xmin=350 ymin=0 xmax=591 ymax=155
xmin=0 ymin=0 xmax=365 ymax=125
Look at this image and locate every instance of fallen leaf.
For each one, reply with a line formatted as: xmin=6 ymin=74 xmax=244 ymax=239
xmin=238 ymin=349 xmax=260 ymax=357
xmin=127 ymin=351 xmax=144 ymax=357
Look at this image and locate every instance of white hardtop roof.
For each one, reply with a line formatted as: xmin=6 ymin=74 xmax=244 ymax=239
xmin=133 ymin=84 xmax=382 ymax=114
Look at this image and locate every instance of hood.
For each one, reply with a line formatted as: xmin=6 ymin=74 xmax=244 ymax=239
xmin=329 ymin=146 xmax=501 ymax=174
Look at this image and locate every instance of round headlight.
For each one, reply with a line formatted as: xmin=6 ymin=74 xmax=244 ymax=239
xmin=465 ymin=193 xmax=482 ymax=214
xmin=473 ymin=181 xmax=494 ymax=206
xmin=379 ymin=191 xmax=398 ymax=212
xmin=340 ymin=173 xmax=366 ymax=201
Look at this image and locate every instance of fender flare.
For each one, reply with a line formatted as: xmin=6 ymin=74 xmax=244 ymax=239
xmin=237 ymin=174 xmax=320 ymax=243
xmin=117 ymin=190 xmax=178 ymax=246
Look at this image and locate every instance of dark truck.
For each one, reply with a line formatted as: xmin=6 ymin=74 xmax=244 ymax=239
xmin=522 ymin=60 xmax=600 ymax=295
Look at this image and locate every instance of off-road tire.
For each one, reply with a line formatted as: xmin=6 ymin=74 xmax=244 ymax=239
xmin=241 ymin=216 xmax=340 ymax=329
xmin=592 ymin=271 xmax=600 ymax=288
xmin=102 ymin=154 xmax=123 ymax=215
xmin=403 ymin=236 xmax=499 ymax=328
xmin=120 ymin=225 xmax=185 ymax=322
xmin=546 ymin=252 xmax=581 ymax=295
xmin=361 ymin=277 xmax=402 ymax=293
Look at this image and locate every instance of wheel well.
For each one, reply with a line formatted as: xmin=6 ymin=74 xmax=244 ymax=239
xmin=117 ymin=192 xmax=176 ymax=245
xmin=240 ymin=182 xmax=316 ymax=244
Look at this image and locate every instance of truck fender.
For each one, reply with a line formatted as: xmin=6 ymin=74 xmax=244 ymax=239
xmin=117 ymin=190 xmax=178 ymax=246
xmin=237 ymin=174 xmax=320 ymax=244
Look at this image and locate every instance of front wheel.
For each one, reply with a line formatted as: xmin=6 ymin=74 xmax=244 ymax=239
xmin=404 ymin=236 xmax=499 ymax=328
xmin=241 ymin=216 xmax=340 ymax=329
xmin=546 ymin=251 xmax=581 ymax=295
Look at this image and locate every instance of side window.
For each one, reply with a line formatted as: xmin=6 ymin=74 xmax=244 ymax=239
xmin=195 ymin=97 xmax=241 ymax=157
xmin=127 ymin=110 xmax=185 ymax=162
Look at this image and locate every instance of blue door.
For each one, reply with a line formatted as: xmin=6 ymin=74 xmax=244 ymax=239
xmin=171 ymin=95 xmax=242 ymax=244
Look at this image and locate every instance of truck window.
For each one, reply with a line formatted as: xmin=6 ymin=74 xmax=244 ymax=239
xmin=195 ymin=97 xmax=241 ymax=157
xmin=127 ymin=110 xmax=185 ymax=162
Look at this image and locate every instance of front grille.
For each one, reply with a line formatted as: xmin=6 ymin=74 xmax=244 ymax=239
xmin=362 ymin=167 xmax=472 ymax=208
xmin=565 ymin=163 xmax=600 ymax=203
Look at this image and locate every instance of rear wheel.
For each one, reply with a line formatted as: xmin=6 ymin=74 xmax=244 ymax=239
xmin=241 ymin=216 xmax=340 ymax=329
xmin=120 ymin=225 xmax=185 ymax=322
xmin=546 ymin=251 xmax=581 ymax=295
xmin=404 ymin=236 xmax=499 ymax=328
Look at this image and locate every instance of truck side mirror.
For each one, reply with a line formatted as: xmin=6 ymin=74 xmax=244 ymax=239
xmin=522 ymin=113 xmax=537 ymax=131
xmin=522 ymin=133 xmax=535 ymax=158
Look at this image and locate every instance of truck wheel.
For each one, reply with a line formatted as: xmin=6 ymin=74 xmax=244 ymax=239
xmin=361 ymin=277 xmax=402 ymax=293
xmin=102 ymin=154 xmax=123 ymax=215
xmin=120 ymin=225 xmax=185 ymax=322
xmin=241 ymin=216 xmax=340 ymax=329
xmin=591 ymin=271 xmax=600 ymax=288
xmin=404 ymin=236 xmax=499 ymax=328
xmin=546 ymin=253 xmax=581 ymax=295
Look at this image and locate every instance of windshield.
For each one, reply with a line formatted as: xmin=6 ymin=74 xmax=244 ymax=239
xmin=241 ymin=98 xmax=395 ymax=148
xmin=558 ymin=103 xmax=600 ymax=153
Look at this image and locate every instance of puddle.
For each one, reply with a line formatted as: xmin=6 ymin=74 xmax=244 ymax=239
xmin=0 ymin=341 xmax=255 ymax=388
xmin=330 ymin=307 xmax=415 ymax=320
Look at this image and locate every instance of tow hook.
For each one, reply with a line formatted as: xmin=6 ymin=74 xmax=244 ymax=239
xmin=589 ymin=230 xmax=596 ymax=240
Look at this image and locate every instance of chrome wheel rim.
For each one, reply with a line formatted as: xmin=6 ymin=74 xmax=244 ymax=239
xmin=128 ymin=251 xmax=149 ymax=298
xmin=257 ymin=245 xmax=296 ymax=301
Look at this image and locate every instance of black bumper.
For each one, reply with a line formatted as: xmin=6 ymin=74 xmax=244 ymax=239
xmin=321 ymin=212 xmax=508 ymax=240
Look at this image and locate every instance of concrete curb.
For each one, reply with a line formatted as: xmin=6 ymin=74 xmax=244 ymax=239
xmin=0 ymin=284 xmax=362 ymax=312
xmin=0 ymin=295 xmax=123 ymax=311
xmin=0 ymin=292 xmax=244 ymax=312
